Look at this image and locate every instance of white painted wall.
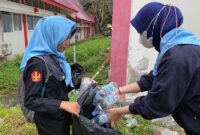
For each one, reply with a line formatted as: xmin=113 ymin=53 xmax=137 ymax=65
xmin=0 ymin=14 xmax=3 ymax=43
xmin=127 ymin=0 xmax=200 ymax=84
xmin=3 ymin=14 xmax=25 ymax=55
xmin=4 ymin=31 xmax=25 ymax=55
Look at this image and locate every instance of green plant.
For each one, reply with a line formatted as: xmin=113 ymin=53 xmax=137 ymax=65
xmin=0 ymin=57 xmax=21 ymax=95
xmin=116 ymin=115 xmax=154 ymax=135
xmin=66 ymin=37 xmax=111 ymax=82
xmin=0 ymin=106 xmax=37 ymax=135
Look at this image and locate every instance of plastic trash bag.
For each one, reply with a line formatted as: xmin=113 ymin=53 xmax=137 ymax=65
xmin=72 ymin=83 xmax=121 ymax=135
xmin=71 ymin=63 xmax=84 ymax=89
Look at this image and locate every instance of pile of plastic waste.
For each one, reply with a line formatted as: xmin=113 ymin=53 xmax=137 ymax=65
xmin=92 ymin=82 xmax=120 ymax=126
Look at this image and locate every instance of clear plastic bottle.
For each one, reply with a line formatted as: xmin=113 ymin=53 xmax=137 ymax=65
xmin=102 ymin=91 xmax=119 ymax=107
xmin=93 ymin=91 xmax=104 ymax=105
xmin=101 ymin=82 xmax=118 ymax=95
xmin=95 ymin=112 xmax=109 ymax=125
xmin=92 ymin=104 xmax=103 ymax=116
xmin=93 ymin=82 xmax=118 ymax=105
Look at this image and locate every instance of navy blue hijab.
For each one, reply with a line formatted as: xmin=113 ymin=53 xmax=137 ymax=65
xmin=131 ymin=2 xmax=184 ymax=51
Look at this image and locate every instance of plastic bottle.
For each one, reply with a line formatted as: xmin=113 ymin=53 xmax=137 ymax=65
xmin=102 ymin=91 xmax=119 ymax=107
xmin=95 ymin=112 xmax=109 ymax=125
xmin=101 ymin=82 xmax=118 ymax=95
xmin=93 ymin=82 xmax=118 ymax=105
xmin=92 ymin=104 xmax=103 ymax=116
xmin=93 ymin=91 xmax=104 ymax=105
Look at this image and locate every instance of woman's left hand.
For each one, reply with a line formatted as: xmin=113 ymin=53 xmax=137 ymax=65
xmin=106 ymin=108 xmax=122 ymax=128
xmin=106 ymin=106 xmax=131 ymax=128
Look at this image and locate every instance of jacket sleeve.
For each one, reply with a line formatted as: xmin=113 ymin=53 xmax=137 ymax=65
xmin=137 ymin=70 xmax=154 ymax=92
xmin=129 ymin=51 xmax=192 ymax=120
xmin=24 ymin=58 xmax=62 ymax=115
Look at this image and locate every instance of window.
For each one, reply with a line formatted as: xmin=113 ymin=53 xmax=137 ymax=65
xmin=76 ymin=28 xmax=81 ymax=33
xmin=33 ymin=16 xmax=41 ymax=27
xmin=27 ymin=15 xmax=34 ymax=30
xmin=13 ymin=13 xmax=22 ymax=31
xmin=1 ymin=12 xmax=13 ymax=32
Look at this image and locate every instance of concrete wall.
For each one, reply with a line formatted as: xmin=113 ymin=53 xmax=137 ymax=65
xmin=3 ymin=14 xmax=25 ymax=55
xmin=0 ymin=14 xmax=3 ymax=43
xmin=127 ymin=0 xmax=200 ymax=84
xmin=4 ymin=31 xmax=25 ymax=55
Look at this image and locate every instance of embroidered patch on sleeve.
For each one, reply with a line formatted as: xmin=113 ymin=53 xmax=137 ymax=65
xmin=31 ymin=71 xmax=42 ymax=82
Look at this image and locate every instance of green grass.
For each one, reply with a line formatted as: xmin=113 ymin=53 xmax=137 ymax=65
xmin=0 ymin=57 xmax=21 ymax=95
xmin=66 ymin=36 xmax=111 ymax=81
xmin=116 ymin=116 xmax=153 ymax=135
xmin=0 ymin=105 xmax=37 ymax=135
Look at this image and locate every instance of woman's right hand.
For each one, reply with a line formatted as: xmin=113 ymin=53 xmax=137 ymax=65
xmin=59 ymin=101 xmax=80 ymax=117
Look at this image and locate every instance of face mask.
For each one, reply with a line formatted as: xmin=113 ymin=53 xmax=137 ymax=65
xmin=139 ymin=31 xmax=154 ymax=48
xmin=139 ymin=6 xmax=166 ymax=49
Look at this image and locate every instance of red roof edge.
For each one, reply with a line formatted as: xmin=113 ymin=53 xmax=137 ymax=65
xmin=43 ymin=0 xmax=78 ymax=13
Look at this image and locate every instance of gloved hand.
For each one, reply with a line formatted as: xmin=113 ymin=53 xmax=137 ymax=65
xmin=71 ymin=63 xmax=84 ymax=89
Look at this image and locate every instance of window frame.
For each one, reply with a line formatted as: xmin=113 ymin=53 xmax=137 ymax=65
xmin=27 ymin=15 xmax=34 ymax=30
xmin=12 ymin=13 xmax=22 ymax=31
xmin=1 ymin=11 xmax=13 ymax=33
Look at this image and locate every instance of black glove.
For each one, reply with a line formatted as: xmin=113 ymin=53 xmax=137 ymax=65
xmin=71 ymin=63 xmax=84 ymax=89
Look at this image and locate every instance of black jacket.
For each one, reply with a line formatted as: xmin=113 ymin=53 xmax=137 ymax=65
xmin=24 ymin=57 xmax=72 ymax=135
xmin=129 ymin=45 xmax=200 ymax=135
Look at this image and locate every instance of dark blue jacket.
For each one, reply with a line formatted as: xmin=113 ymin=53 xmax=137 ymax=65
xmin=129 ymin=45 xmax=200 ymax=135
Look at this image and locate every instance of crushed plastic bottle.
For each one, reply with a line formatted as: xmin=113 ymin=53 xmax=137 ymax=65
xmin=95 ymin=112 xmax=109 ymax=125
xmin=93 ymin=82 xmax=118 ymax=105
xmin=101 ymin=82 xmax=118 ymax=95
xmin=93 ymin=92 xmax=104 ymax=105
xmin=92 ymin=104 xmax=103 ymax=116
xmin=92 ymin=94 xmax=119 ymax=119
xmin=102 ymin=91 xmax=119 ymax=107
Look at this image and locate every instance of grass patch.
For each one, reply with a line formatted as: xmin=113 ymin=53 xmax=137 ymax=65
xmin=117 ymin=115 xmax=153 ymax=135
xmin=0 ymin=105 xmax=37 ymax=135
xmin=66 ymin=37 xmax=111 ymax=82
xmin=0 ymin=57 xmax=21 ymax=95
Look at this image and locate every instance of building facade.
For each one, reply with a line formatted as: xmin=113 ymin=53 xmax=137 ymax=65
xmin=0 ymin=0 xmax=95 ymax=57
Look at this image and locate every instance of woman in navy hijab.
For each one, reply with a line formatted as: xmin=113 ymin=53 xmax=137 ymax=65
xmin=107 ymin=2 xmax=200 ymax=134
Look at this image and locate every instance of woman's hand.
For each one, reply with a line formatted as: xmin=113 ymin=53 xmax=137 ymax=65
xmin=106 ymin=108 xmax=122 ymax=128
xmin=59 ymin=101 xmax=80 ymax=117
xmin=106 ymin=106 xmax=131 ymax=128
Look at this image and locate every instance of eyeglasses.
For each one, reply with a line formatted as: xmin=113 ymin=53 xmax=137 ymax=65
xmin=68 ymin=28 xmax=77 ymax=40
